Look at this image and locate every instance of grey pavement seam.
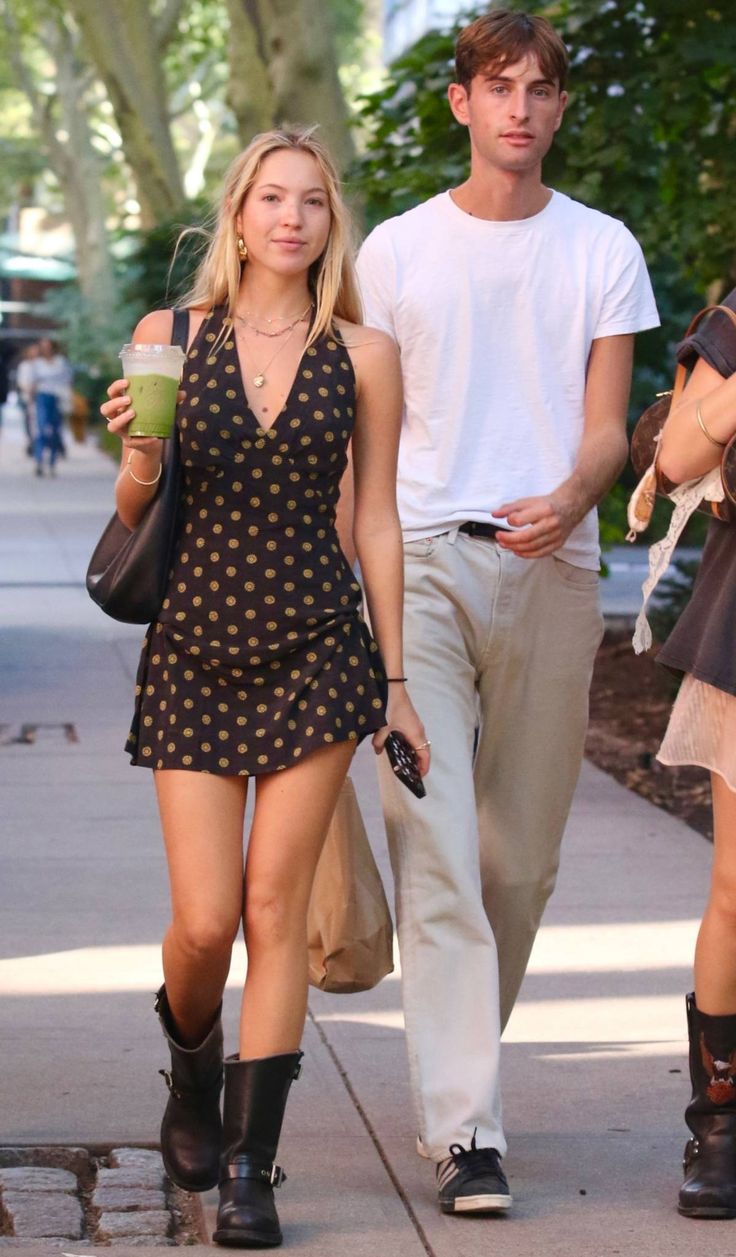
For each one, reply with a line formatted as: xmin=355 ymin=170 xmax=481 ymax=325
xmin=307 ymin=1009 xmax=435 ymax=1257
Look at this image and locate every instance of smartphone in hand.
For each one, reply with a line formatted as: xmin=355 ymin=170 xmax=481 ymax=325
xmin=384 ymin=730 xmax=426 ymax=799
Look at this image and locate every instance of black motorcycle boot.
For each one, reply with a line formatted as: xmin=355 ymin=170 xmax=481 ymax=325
xmin=155 ymin=985 xmax=224 ymax=1192
xmin=679 ymin=992 xmax=736 ymax=1218
xmin=213 ymin=1051 xmax=303 ymax=1248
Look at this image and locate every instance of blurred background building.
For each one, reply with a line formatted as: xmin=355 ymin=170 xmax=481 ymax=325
xmin=382 ymin=0 xmax=466 ymax=60
xmin=0 ymin=209 xmax=75 ymax=402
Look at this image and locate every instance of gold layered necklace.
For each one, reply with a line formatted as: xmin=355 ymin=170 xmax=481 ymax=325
xmin=233 ymin=303 xmax=312 ymax=339
xmin=238 ymin=319 xmax=299 ymax=389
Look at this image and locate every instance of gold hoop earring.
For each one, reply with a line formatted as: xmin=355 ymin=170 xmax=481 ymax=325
xmin=237 ymin=236 xmax=248 ymax=261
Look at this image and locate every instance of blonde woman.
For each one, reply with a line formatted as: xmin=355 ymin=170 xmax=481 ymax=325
xmin=102 ymin=128 xmax=428 ymax=1248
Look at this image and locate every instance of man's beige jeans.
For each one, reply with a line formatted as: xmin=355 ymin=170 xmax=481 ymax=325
xmin=377 ymin=529 xmax=604 ymax=1161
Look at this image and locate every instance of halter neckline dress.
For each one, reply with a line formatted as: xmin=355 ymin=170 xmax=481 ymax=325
xmin=126 ymin=306 xmax=387 ymax=775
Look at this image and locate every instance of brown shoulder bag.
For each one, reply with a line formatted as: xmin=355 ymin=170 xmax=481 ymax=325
xmin=629 ymin=304 xmax=736 ymax=528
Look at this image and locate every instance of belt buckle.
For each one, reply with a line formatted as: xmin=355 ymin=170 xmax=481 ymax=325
xmin=463 ymin=520 xmax=497 ymax=540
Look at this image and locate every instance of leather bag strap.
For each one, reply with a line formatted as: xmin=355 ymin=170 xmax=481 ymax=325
xmin=670 ymin=303 xmax=736 ymax=409
xmin=171 ymin=306 xmax=190 ymax=352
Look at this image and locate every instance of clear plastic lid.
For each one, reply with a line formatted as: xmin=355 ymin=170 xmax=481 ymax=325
xmin=119 ymin=343 xmax=186 ymax=360
xmin=119 ymin=342 xmax=186 ymax=377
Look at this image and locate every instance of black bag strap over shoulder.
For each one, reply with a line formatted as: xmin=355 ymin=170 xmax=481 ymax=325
xmin=171 ymin=307 xmax=189 ymax=353
xmin=86 ymin=308 xmax=191 ymax=623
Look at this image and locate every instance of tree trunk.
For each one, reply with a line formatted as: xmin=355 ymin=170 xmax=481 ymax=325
xmin=68 ymin=0 xmax=185 ymax=227
xmin=225 ymin=0 xmax=274 ymax=142
xmin=263 ymin=0 xmax=354 ymax=170
xmin=226 ymin=0 xmax=354 ymax=171
xmin=47 ymin=17 xmax=118 ymax=317
xmin=3 ymin=3 xmax=117 ymax=317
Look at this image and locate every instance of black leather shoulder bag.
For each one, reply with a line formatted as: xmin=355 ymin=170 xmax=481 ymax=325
xmin=86 ymin=307 xmax=189 ymax=624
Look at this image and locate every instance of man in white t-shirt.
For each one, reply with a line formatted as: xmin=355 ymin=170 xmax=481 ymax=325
xmin=356 ymin=8 xmax=659 ymax=1216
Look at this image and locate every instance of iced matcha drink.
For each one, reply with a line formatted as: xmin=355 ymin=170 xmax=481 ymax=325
xmin=119 ymin=342 xmax=186 ymax=439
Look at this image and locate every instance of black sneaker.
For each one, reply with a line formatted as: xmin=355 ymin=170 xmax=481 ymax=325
xmin=436 ymin=1133 xmax=511 ymax=1214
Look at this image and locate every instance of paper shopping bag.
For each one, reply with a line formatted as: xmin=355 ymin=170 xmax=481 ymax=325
xmin=307 ymin=776 xmax=394 ymax=993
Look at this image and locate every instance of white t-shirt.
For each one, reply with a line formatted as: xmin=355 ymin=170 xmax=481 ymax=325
xmin=357 ymin=190 xmax=659 ymax=568
xmin=31 ymin=355 xmax=72 ymax=405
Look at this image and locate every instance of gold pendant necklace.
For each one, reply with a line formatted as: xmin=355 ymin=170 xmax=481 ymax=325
xmin=246 ymin=318 xmax=301 ymax=389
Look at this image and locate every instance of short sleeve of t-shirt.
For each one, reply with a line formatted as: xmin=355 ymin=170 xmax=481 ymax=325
xmin=594 ymin=227 xmax=659 ymax=340
xmin=676 ymin=287 xmax=736 ymax=378
xmin=356 ymin=226 xmax=398 ymax=340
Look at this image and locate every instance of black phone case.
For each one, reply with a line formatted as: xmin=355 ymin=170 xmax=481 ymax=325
xmin=385 ymin=730 xmax=426 ymax=799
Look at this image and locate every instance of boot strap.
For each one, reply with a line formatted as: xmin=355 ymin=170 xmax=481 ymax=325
xmin=159 ymin=1067 xmax=223 ymax=1101
xmin=223 ymin=1156 xmax=286 ymax=1188
xmin=684 ymin=1132 xmax=736 ymax=1168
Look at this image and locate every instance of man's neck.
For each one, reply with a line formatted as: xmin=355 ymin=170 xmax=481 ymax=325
xmin=450 ymin=167 xmax=552 ymax=222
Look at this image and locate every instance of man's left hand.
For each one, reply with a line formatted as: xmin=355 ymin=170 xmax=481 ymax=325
xmin=492 ymin=490 xmax=583 ymax=559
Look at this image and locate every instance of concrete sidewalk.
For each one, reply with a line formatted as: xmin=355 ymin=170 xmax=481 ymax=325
xmin=0 ymin=412 xmax=730 ymax=1253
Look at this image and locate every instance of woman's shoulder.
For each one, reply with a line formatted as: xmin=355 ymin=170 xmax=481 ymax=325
xmin=132 ymin=306 xmax=210 ymax=346
xmin=132 ymin=309 xmax=174 ymax=343
xmin=333 ymin=318 xmax=398 ymax=359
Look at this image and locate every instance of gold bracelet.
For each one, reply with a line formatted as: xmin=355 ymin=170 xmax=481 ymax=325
xmin=696 ymin=402 xmax=726 ymax=448
xmin=126 ymin=450 xmax=162 ymax=486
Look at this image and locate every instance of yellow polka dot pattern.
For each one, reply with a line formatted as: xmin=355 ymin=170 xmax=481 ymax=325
xmin=127 ymin=307 xmax=387 ymax=775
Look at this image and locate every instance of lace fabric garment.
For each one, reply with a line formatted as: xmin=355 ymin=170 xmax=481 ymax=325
xmin=631 ymin=466 xmax=724 ymax=655
xmin=658 ymin=674 xmax=736 ymax=793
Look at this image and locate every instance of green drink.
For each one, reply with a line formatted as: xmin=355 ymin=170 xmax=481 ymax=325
xmin=127 ymin=373 xmax=180 ymax=437
xmin=119 ymin=342 xmax=186 ymax=439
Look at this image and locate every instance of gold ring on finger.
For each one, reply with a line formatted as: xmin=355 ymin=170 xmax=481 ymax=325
xmin=414 ymin=740 xmax=431 ymax=750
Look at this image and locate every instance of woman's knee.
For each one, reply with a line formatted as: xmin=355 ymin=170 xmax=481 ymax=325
xmin=171 ymin=913 xmax=239 ymax=963
xmin=243 ymin=882 xmax=305 ymax=951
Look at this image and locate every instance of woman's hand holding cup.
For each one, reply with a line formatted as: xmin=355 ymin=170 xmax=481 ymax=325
xmin=101 ymin=377 xmax=163 ymax=458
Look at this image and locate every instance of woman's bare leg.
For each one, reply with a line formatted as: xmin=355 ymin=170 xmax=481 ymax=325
xmin=240 ymin=741 xmax=355 ymax=1058
xmin=155 ymin=769 xmax=248 ymax=1045
xmin=694 ymin=772 xmax=736 ymax=1014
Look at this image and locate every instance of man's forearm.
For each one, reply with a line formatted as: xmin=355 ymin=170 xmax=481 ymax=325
xmin=558 ymin=424 xmax=629 ymax=521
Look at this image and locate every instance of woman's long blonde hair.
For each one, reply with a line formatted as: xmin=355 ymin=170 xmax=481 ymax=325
xmin=180 ymin=126 xmax=362 ymax=349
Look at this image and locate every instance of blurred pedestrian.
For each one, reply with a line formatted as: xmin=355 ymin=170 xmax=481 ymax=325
xmin=15 ymin=342 xmax=39 ymax=457
xmin=655 ymin=290 xmax=736 ymax=1219
xmin=30 ymin=338 xmax=72 ymax=476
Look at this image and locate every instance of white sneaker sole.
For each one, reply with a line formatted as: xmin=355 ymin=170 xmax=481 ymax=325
xmin=444 ymin=1193 xmax=512 ymax=1213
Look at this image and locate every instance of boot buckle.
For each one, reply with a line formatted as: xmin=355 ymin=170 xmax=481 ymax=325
xmin=159 ymin=1068 xmax=184 ymax=1101
xmin=683 ymin=1137 xmax=699 ymax=1171
xmin=225 ymin=1158 xmax=286 ymax=1187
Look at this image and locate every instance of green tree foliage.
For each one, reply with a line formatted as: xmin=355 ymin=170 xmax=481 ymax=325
xmin=120 ymin=201 xmax=211 ymax=314
xmin=351 ymin=28 xmax=462 ymax=229
xmin=555 ymin=0 xmax=736 ymax=294
xmin=353 ymin=1 xmax=736 ymax=293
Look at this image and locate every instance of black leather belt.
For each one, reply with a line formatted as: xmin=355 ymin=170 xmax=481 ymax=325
xmin=458 ymin=521 xmax=509 ymax=540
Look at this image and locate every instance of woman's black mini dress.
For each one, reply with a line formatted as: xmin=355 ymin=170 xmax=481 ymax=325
xmin=127 ymin=307 xmax=387 ymax=775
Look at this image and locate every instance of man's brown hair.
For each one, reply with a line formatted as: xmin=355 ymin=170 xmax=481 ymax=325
xmin=455 ymin=9 xmax=569 ymax=93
